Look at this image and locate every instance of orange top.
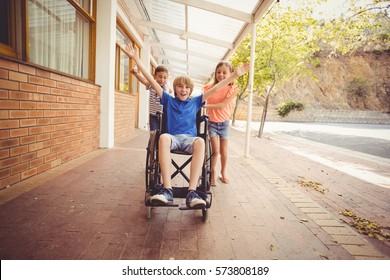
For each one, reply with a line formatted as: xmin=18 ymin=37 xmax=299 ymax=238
xmin=204 ymin=84 xmax=238 ymax=123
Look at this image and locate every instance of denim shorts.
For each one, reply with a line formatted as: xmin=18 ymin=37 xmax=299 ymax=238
xmin=208 ymin=120 xmax=230 ymax=139
xmin=169 ymin=134 xmax=199 ymax=154
xmin=149 ymin=114 xmax=159 ymax=131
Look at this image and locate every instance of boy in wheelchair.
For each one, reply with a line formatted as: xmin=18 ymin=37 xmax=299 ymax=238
xmin=126 ymin=45 xmax=249 ymax=208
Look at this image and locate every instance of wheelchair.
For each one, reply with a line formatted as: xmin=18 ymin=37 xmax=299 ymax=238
xmin=145 ymin=110 xmax=212 ymax=221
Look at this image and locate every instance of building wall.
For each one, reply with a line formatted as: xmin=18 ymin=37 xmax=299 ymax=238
xmin=0 ymin=58 xmax=101 ymax=188
xmin=114 ymin=91 xmax=137 ymax=145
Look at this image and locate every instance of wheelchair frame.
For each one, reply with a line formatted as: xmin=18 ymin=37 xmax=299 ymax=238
xmin=145 ymin=111 xmax=212 ymax=221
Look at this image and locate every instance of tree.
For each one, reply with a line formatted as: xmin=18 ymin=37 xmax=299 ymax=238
xmin=231 ymin=3 xmax=321 ymax=137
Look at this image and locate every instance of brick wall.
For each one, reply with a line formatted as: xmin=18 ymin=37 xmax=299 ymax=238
xmin=114 ymin=91 xmax=137 ymax=145
xmin=0 ymin=57 xmax=100 ymax=188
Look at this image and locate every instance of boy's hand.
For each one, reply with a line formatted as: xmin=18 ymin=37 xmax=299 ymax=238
xmin=130 ymin=68 xmax=138 ymax=75
xmin=235 ymin=62 xmax=250 ymax=77
xmin=125 ymin=44 xmax=136 ymax=58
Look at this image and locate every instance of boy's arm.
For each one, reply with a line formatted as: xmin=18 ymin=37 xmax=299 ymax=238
xmin=130 ymin=68 xmax=150 ymax=88
xmin=202 ymin=63 xmax=249 ymax=102
xmin=125 ymin=45 xmax=163 ymax=98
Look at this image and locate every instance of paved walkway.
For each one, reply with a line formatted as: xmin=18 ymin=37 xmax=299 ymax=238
xmin=0 ymin=128 xmax=388 ymax=260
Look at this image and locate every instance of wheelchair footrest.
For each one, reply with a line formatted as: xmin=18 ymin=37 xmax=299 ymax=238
xmin=145 ymin=199 xmax=179 ymax=207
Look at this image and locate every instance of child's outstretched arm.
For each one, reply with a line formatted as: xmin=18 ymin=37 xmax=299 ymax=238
xmin=204 ymin=90 xmax=237 ymax=109
xmin=130 ymin=68 xmax=150 ymax=88
xmin=125 ymin=45 xmax=163 ymax=98
xmin=202 ymin=63 xmax=249 ymax=102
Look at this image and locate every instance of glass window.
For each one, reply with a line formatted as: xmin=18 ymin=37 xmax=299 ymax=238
xmin=74 ymin=0 xmax=92 ymax=14
xmin=28 ymin=0 xmax=91 ymax=79
xmin=115 ymin=26 xmax=139 ymax=94
xmin=0 ymin=0 xmax=16 ymax=57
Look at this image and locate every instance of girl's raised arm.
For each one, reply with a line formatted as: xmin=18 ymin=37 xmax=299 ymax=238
xmin=125 ymin=45 xmax=163 ymax=98
xmin=202 ymin=63 xmax=249 ymax=102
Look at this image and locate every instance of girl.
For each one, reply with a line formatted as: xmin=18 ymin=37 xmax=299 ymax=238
xmin=203 ymin=61 xmax=239 ymax=186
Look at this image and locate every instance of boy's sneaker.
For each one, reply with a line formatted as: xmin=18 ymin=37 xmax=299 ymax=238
xmin=151 ymin=188 xmax=173 ymax=204
xmin=186 ymin=190 xmax=206 ymax=208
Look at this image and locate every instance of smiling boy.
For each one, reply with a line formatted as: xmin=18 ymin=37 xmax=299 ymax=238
xmin=125 ymin=44 xmax=249 ymax=208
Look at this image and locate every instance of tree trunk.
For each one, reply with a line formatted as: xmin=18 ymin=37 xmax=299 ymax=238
xmin=231 ymin=97 xmax=241 ymax=127
xmin=258 ymin=94 xmax=269 ymax=138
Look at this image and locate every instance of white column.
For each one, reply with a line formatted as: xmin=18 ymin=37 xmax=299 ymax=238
xmin=138 ymin=36 xmax=151 ymax=130
xmin=245 ymin=22 xmax=256 ymax=157
xmin=96 ymin=0 xmax=116 ymax=148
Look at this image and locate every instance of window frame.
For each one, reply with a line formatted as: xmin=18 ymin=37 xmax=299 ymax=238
xmin=115 ymin=20 xmax=140 ymax=95
xmin=1 ymin=0 xmax=96 ymax=82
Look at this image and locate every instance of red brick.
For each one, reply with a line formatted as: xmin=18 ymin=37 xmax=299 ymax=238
xmin=30 ymin=157 xmax=43 ymax=167
xmin=21 ymin=167 xmax=37 ymax=180
xmin=50 ymin=72 xmax=62 ymax=81
xmin=0 ymin=110 xmax=8 ymax=119
xmin=10 ymin=145 xmax=29 ymax=156
xmin=9 ymin=128 xmax=29 ymax=138
xmin=20 ymin=83 xmax=37 ymax=92
xmin=0 ymin=149 xmax=9 ymax=159
xmin=20 ymin=119 xmax=37 ymax=127
xmin=44 ymin=79 xmax=56 ymax=87
xmin=0 ymin=100 xmax=19 ymax=109
xmin=0 ymin=58 xmax=18 ymax=71
xmin=0 ymin=167 xmax=10 ymax=179
xmin=20 ymin=101 xmax=36 ymax=109
xmin=9 ymin=71 xmax=28 ymax=82
xmin=19 ymin=64 xmax=36 ymax=75
xmin=29 ymin=126 xmax=44 ymax=135
xmin=11 ymin=162 xmax=29 ymax=174
xmin=9 ymin=110 xmax=28 ymax=119
xmin=38 ymin=162 xmax=51 ymax=173
xmin=0 ymin=69 xmax=8 ymax=79
xmin=36 ymin=68 xmax=51 ymax=78
xmin=0 ymin=156 xmax=20 ymax=168
xmin=20 ymin=151 xmax=36 ymax=162
xmin=9 ymin=91 xmax=29 ymax=100
xmin=0 ymin=119 xmax=20 ymax=129
xmin=20 ymin=135 xmax=36 ymax=145
xmin=29 ymin=141 xmax=43 ymax=151
xmin=29 ymin=76 xmax=43 ymax=85
xmin=37 ymin=85 xmax=50 ymax=94
xmin=0 ymin=130 xmax=10 ymax=139
xmin=0 ymin=173 xmax=20 ymax=187
xmin=0 ymin=138 xmax=19 ymax=148
xmin=29 ymin=110 xmax=43 ymax=118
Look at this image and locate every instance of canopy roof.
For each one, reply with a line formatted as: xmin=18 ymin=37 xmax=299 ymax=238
xmin=127 ymin=0 xmax=275 ymax=88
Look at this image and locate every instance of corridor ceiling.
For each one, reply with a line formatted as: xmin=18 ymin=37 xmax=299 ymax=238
xmin=126 ymin=0 xmax=275 ymax=89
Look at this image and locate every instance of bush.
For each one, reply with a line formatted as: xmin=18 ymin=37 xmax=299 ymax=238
xmin=277 ymin=101 xmax=305 ymax=117
xmin=345 ymin=77 xmax=370 ymax=97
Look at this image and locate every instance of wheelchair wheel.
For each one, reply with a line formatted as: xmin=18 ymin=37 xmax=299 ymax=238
xmin=202 ymin=208 xmax=208 ymax=222
xmin=145 ymin=131 xmax=159 ymax=194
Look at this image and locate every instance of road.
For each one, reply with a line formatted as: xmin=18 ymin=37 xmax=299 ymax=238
xmin=231 ymin=121 xmax=390 ymax=256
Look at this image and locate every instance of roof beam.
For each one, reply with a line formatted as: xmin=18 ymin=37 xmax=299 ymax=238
xmin=169 ymin=0 xmax=253 ymax=23
xmin=153 ymin=42 xmax=222 ymax=62
xmin=134 ymin=18 xmax=233 ymax=49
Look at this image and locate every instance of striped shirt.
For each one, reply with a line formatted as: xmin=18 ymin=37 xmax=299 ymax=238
xmin=147 ymin=83 xmax=170 ymax=115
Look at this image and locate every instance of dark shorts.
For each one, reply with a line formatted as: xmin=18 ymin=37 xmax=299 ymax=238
xmin=149 ymin=114 xmax=159 ymax=131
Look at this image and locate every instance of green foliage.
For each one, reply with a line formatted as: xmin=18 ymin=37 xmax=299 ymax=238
xmin=277 ymin=101 xmax=305 ymax=117
xmin=345 ymin=77 xmax=370 ymax=97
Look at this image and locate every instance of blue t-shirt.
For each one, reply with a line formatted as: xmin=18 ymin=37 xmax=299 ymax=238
xmin=160 ymin=91 xmax=204 ymax=136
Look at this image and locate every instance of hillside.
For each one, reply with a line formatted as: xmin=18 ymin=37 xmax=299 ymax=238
xmin=269 ymin=51 xmax=390 ymax=112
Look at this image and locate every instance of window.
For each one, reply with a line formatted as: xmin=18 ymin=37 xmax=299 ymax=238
xmin=1 ymin=0 xmax=96 ymax=80
xmin=0 ymin=0 xmax=16 ymax=57
xmin=28 ymin=0 xmax=95 ymax=79
xmin=115 ymin=25 xmax=139 ymax=94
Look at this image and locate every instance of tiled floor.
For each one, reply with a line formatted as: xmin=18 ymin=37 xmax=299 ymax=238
xmin=0 ymin=129 xmax=388 ymax=260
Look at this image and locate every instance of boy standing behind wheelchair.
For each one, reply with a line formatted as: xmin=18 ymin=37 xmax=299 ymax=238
xmin=130 ymin=65 xmax=172 ymax=132
xmin=126 ymin=44 xmax=249 ymax=208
